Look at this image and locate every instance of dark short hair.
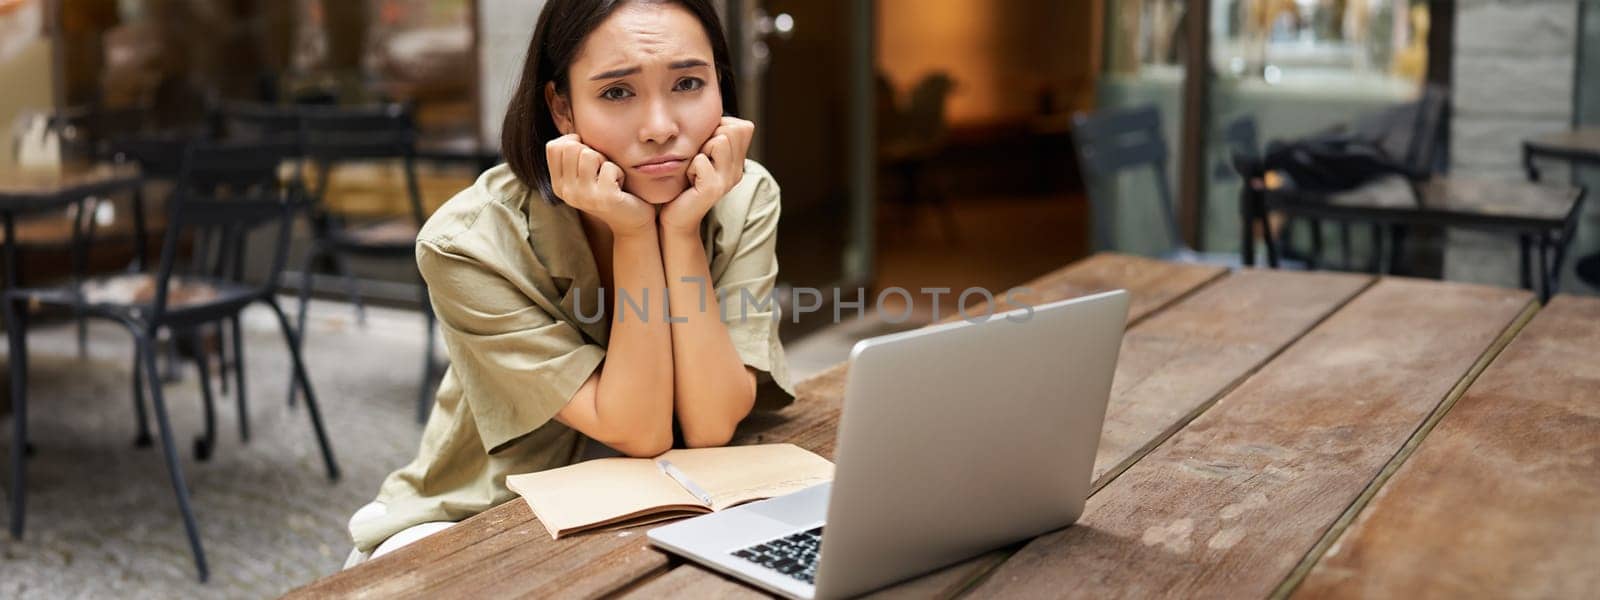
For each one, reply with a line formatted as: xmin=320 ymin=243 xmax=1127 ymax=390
xmin=501 ymin=0 xmax=740 ymax=204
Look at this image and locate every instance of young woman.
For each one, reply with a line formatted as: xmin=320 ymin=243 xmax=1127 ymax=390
xmin=344 ymin=0 xmax=795 ymax=566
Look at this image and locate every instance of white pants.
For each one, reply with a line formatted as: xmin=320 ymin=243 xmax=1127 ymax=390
xmin=342 ymin=501 xmax=456 ymax=569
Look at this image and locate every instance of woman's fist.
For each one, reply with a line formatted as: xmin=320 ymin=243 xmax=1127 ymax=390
xmin=545 ymin=134 xmax=656 ymax=235
xmin=658 ymin=117 xmax=755 ymax=235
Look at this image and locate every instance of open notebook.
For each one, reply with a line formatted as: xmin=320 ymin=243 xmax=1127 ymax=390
xmin=507 ymin=443 xmax=835 ymax=539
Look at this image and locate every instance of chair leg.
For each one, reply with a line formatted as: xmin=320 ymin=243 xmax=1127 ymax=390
xmin=266 ymin=299 xmax=340 ymax=481
xmin=418 ymin=284 xmax=438 ymax=424
xmin=8 ymin=296 xmax=29 ymax=539
xmin=138 ymin=334 xmax=210 ymax=582
xmin=216 ymin=322 xmax=229 ymax=397
xmin=231 ymin=316 xmax=249 ymax=442
xmin=290 ymin=247 xmax=319 ymax=408
xmin=161 ymin=334 xmax=182 ymax=383
xmin=334 ymin=253 xmax=366 ymax=327
xmin=189 ymin=332 xmax=218 ymax=462
xmin=131 ymin=339 xmax=153 ymax=448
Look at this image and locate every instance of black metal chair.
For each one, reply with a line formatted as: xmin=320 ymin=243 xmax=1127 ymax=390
xmin=4 ymin=140 xmax=340 ymax=582
xmin=1072 ymin=105 xmax=1238 ymax=266
xmin=291 ymin=103 xmax=439 ymax=423
xmin=204 ymin=101 xmax=316 ymax=425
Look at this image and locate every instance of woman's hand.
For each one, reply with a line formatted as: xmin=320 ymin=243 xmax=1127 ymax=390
xmin=545 ymin=134 xmax=657 ymax=236
xmin=658 ymin=117 xmax=755 ymax=235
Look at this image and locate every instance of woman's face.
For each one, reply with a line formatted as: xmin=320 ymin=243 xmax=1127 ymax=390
xmin=549 ymin=2 xmax=724 ymax=205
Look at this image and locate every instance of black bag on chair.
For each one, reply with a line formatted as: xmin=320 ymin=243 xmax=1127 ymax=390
xmin=1240 ymin=86 xmax=1445 ymax=193
xmin=1257 ymin=135 xmax=1411 ymax=193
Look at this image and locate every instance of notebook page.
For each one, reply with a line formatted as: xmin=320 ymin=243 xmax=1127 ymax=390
xmin=661 ymin=444 xmax=835 ymax=512
xmin=507 ymin=457 xmax=706 ymax=539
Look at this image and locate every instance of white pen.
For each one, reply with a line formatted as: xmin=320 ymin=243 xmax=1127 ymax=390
xmin=656 ymin=459 xmax=714 ymax=506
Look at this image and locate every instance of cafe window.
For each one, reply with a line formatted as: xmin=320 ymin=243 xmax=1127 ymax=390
xmin=1096 ymin=0 xmax=1441 ymax=256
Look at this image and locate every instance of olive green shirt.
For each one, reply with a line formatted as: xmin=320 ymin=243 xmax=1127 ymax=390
xmin=351 ymin=160 xmax=796 ymax=552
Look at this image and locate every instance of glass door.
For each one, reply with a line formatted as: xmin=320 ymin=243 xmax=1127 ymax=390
xmin=725 ymin=0 xmax=874 ymax=336
xmin=1095 ymin=0 xmax=1191 ymax=256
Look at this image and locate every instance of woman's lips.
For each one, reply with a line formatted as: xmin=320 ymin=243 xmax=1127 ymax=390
xmin=633 ymin=158 xmax=686 ymax=177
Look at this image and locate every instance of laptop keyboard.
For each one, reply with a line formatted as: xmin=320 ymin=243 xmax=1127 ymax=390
xmin=730 ymin=526 xmax=823 ymax=584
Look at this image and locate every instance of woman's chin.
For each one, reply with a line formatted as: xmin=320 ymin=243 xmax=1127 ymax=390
xmin=629 ymin=185 xmax=686 ymax=205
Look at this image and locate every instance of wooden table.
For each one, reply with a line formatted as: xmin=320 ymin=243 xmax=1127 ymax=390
xmin=290 ymin=253 xmax=1600 ymax=599
xmin=1523 ymin=128 xmax=1600 ymax=289
xmin=1250 ymin=176 xmax=1584 ymax=301
xmin=1523 ymin=127 xmax=1600 ymax=181
xmin=0 ymin=163 xmax=144 ymax=288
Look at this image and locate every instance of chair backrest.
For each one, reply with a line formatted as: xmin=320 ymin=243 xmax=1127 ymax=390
xmin=147 ymin=140 xmax=300 ymax=320
xmin=1347 ymin=83 xmax=1449 ymax=178
xmin=1407 ymin=84 xmax=1449 ymax=175
xmin=1071 ymin=105 xmax=1182 ymax=252
xmin=298 ymin=103 xmax=426 ymax=226
xmin=213 ymin=100 xmax=303 ymax=144
xmin=1220 ymin=115 xmax=1260 ymax=160
xmin=299 ymin=103 xmax=418 ymax=162
xmin=105 ymin=130 xmax=196 ymax=181
xmin=46 ymin=104 xmax=152 ymax=162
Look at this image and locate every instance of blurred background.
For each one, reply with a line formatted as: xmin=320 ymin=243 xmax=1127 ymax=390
xmin=1 ymin=0 xmax=1598 ymax=596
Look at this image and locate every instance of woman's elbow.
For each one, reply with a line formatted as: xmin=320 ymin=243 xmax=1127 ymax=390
xmin=612 ymin=428 xmax=673 ymax=457
xmin=682 ymin=423 xmax=736 ymax=449
xmin=681 ymin=406 xmax=749 ymax=448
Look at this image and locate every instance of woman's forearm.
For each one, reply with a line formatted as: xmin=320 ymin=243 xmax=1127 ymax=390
xmin=592 ymin=227 xmax=675 ymax=452
xmin=660 ymin=227 xmax=757 ymax=447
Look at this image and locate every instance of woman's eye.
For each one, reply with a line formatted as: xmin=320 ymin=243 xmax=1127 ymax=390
xmin=601 ymin=87 xmax=633 ymax=101
xmin=674 ymin=77 xmax=705 ymax=92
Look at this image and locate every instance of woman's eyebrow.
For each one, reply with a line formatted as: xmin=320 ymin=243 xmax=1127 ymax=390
xmin=589 ymin=59 xmax=710 ymax=81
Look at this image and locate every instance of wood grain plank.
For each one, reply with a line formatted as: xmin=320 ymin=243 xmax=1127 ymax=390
xmin=649 ymin=269 xmax=1373 ymax=599
xmin=1290 ymin=295 xmax=1600 ymax=600
xmin=964 ymin=279 xmax=1534 ymax=599
xmin=964 ymin=252 xmax=1228 ymax=326
xmin=1090 ymin=270 xmax=1372 ymax=489
xmin=286 ymin=254 xmax=1224 ymax=598
xmin=614 ymin=564 xmax=768 ymax=600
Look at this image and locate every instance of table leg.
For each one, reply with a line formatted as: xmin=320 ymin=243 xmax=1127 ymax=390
xmin=1388 ymin=225 xmax=1406 ymax=276
xmin=4 ymin=211 xmax=20 ymax=539
xmin=1538 ymin=233 xmax=1552 ymax=303
xmin=1523 ymin=147 xmax=1542 ymax=182
xmin=1518 ymin=234 xmax=1534 ymax=290
xmin=3 ymin=211 xmax=15 ymax=291
xmin=1339 ymin=222 xmax=1353 ymax=271
xmin=1240 ymin=188 xmax=1256 ymax=267
xmin=1309 ymin=219 xmax=1324 ymax=270
xmin=1370 ymin=223 xmax=1385 ymax=274
xmin=132 ymin=187 xmax=149 ymax=271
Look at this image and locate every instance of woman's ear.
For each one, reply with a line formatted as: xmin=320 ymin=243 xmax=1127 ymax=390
xmin=544 ymin=82 xmax=574 ymax=135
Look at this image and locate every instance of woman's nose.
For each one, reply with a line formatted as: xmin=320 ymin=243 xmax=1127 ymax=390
xmin=638 ymin=98 xmax=679 ymax=145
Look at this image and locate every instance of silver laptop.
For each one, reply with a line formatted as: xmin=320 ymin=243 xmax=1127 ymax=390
xmin=648 ymin=290 xmax=1129 ymax=599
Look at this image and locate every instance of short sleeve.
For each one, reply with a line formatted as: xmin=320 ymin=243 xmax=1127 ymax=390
xmin=713 ymin=172 xmax=797 ymax=411
xmin=417 ymin=239 xmax=605 ymax=454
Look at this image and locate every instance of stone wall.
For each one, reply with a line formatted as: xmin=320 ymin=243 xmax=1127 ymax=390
xmin=476 ymin=0 xmax=546 ymax=149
